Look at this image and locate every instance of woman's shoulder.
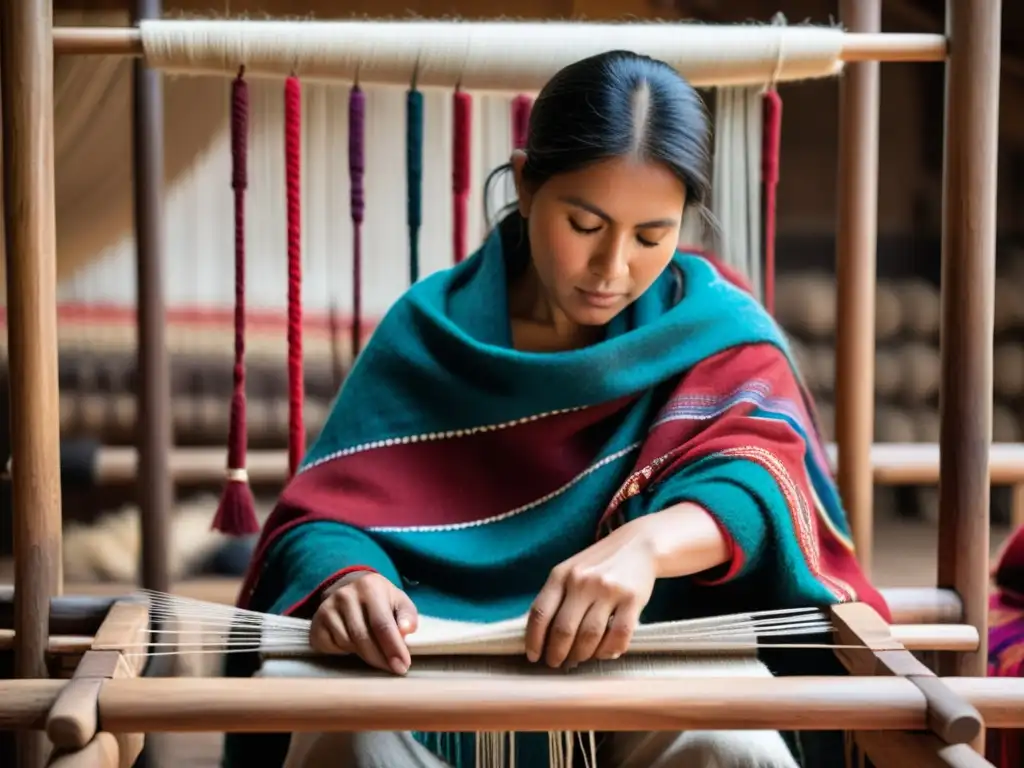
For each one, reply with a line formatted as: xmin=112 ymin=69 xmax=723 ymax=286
xmin=667 ymin=249 xmax=796 ymax=365
xmin=376 ymin=263 xmax=456 ymax=323
xmin=674 ymin=248 xmax=758 ymax=297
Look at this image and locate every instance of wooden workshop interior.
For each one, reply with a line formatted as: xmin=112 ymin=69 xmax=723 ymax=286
xmin=2 ymin=0 xmax=1024 ymax=766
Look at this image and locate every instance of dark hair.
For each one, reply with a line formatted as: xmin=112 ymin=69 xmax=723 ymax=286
xmin=484 ymin=50 xmax=712 ymax=225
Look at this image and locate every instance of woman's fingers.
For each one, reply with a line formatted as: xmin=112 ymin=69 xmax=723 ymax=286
xmin=525 ymin=577 xmax=565 ymax=663
xmin=565 ymin=601 xmax=614 ymax=668
xmin=593 ymin=599 xmax=640 ymax=661
xmin=310 ymin=574 xmax=418 ymax=676
xmin=322 ymin=602 xmax=353 ymax=653
xmin=309 ymin=590 xmax=354 ymax=654
xmin=391 ymin=587 xmax=420 ymax=637
xmin=365 ymin=587 xmax=412 ymax=675
xmin=309 ymin=607 xmax=348 ymax=654
xmin=336 ymin=592 xmax=392 ymax=672
xmin=543 ymin=593 xmax=593 ymax=668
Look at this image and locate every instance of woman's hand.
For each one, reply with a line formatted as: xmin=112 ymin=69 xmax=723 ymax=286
xmin=525 ymin=522 xmax=657 ymax=669
xmin=309 ymin=571 xmax=419 ymax=675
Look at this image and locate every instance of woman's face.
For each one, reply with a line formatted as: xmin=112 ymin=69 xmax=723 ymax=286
xmin=513 ymin=152 xmax=687 ymax=328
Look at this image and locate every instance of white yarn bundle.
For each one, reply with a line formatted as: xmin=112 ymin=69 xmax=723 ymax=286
xmin=139 ymin=19 xmax=847 ymax=90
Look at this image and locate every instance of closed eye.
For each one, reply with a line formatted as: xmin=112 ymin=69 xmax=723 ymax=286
xmin=569 ymin=218 xmax=601 ymax=235
xmin=570 ymin=217 xmax=663 ymax=248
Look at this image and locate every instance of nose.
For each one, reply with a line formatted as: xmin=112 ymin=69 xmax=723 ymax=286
xmin=588 ymin=233 xmax=631 ymax=283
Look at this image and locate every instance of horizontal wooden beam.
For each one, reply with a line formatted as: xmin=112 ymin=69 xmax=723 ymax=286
xmin=17 ymin=441 xmax=1020 ymax=488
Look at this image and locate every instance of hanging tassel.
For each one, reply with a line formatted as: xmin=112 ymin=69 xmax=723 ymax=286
xmin=761 ymin=88 xmax=782 ymax=316
xmin=212 ymin=68 xmax=259 ymax=536
xmin=452 ymin=88 xmax=472 ymax=264
xmin=349 ymin=84 xmax=366 ymax=360
xmin=406 ymin=85 xmax=424 ymax=284
xmin=285 ymin=75 xmax=305 ymax=478
xmin=511 ymin=94 xmax=533 ymax=150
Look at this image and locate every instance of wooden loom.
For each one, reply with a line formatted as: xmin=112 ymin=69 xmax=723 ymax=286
xmin=11 ymin=7 xmax=1024 ymax=599
xmin=1 ymin=2 xmax=1022 ymax=768
xmin=10 ymin=4 xmax=1024 ymax=593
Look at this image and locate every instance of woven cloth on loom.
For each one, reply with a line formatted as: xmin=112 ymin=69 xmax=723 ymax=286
xmin=258 ymin=615 xmax=794 ymax=768
xmin=259 ymin=650 xmax=768 ymax=680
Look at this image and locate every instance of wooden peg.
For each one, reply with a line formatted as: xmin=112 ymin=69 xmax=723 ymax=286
xmin=831 ymin=602 xmax=983 ymax=745
xmin=45 ymin=651 xmax=123 ymax=749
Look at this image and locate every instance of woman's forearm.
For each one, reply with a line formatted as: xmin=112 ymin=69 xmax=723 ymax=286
xmin=628 ymin=502 xmax=732 ymax=579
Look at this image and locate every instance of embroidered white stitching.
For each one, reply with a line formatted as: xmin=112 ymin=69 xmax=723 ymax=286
xmin=368 ymin=443 xmax=641 ymax=533
xmin=299 ymin=406 xmax=589 ymax=473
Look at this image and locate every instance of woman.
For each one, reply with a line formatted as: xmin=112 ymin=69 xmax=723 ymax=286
xmin=223 ymin=50 xmax=887 ymax=768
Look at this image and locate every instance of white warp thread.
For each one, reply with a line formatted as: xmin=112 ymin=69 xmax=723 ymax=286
xmin=139 ymin=19 xmax=846 ymax=90
xmin=711 ymin=86 xmax=764 ymax=299
xmin=255 ymin=608 xmax=830 ymax=658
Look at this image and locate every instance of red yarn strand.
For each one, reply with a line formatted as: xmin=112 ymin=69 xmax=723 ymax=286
xmin=212 ymin=68 xmax=259 ymax=536
xmin=452 ymin=89 xmax=472 ymax=264
xmin=761 ymin=89 xmax=782 ymax=316
xmin=511 ymin=94 xmax=532 ymax=150
xmin=285 ymin=76 xmax=305 ymax=477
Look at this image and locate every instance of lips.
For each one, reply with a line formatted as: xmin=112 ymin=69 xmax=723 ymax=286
xmin=576 ymin=288 xmax=624 ymax=307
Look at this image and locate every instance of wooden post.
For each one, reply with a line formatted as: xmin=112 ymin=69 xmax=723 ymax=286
xmin=131 ymin=3 xmax=175 ymax=762
xmin=0 ymin=0 xmax=64 ymax=765
xmin=835 ymin=0 xmax=881 ymax=575
xmin=133 ymin=0 xmax=172 ymax=596
xmin=937 ymin=0 xmax=1001 ymax=733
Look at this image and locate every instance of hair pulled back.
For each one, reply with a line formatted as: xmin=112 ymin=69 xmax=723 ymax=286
xmin=486 ymin=50 xmax=711 ymax=224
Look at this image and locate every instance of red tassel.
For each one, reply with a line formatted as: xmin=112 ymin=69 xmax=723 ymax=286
xmin=213 ymin=68 xmax=259 ymax=536
xmin=452 ymin=89 xmax=472 ymax=264
xmin=511 ymin=94 xmax=532 ymax=150
xmin=761 ymin=88 xmax=782 ymax=316
xmin=213 ymin=458 xmax=258 ymax=535
xmin=285 ymin=76 xmax=305 ymax=478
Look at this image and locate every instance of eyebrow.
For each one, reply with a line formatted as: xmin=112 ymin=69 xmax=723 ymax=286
xmin=558 ymin=195 xmax=679 ymax=229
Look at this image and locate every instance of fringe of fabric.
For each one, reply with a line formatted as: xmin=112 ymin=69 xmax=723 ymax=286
xmin=415 ymin=731 xmax=595 ymax=768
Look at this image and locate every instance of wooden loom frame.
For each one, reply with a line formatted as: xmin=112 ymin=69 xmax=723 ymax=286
xmin=6 ymin=0 xmax=1019 ymax=596
xmin=5 ymin=0 xmax=1023 ymax=593
xmin=1 ymin=1 xmax=1022 ymax=768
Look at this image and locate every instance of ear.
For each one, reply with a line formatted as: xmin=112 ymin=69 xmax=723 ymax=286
xmin=510 ymin=150 xmax=532 ymax=218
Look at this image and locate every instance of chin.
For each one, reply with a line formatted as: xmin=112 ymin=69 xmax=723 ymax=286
xmin=565 ymin=301 xmax=627 ymax=326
